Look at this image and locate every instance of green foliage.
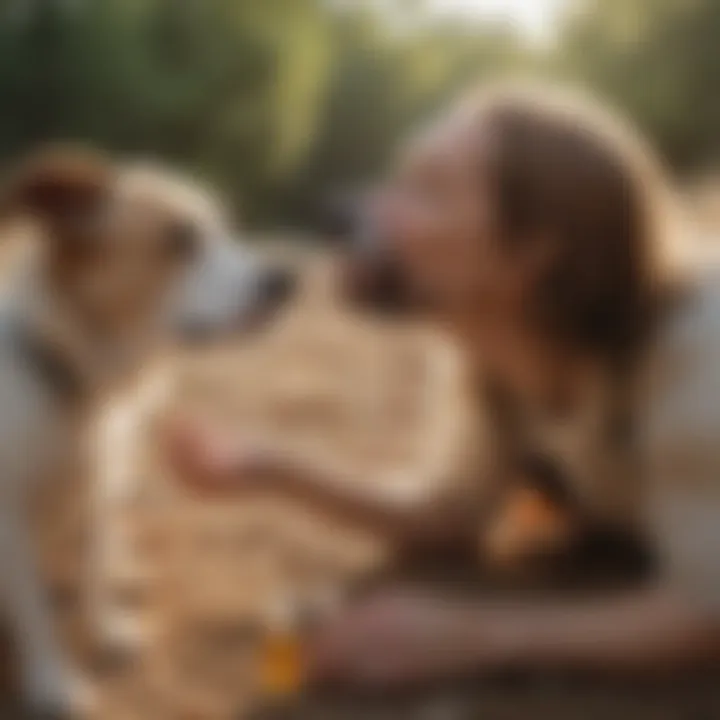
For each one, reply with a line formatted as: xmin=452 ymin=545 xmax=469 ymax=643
xmin=280 ymin=5 xmax=530 ymax=224
xmin=559 ymin=0 xmax=720 ymax=170
xmin=0 ymin=0 xmax=719 ymax=225
xmin=0 ymin=0 xmax=330 ymax=220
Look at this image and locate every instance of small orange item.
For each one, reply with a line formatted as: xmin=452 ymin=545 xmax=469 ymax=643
xmin=258 ymin=595 xmax=304 ymax=697
xmin=259 ymin=630 xmax=303 ymax=696
xmin=483 ymin=486 xmax=577 ymax=570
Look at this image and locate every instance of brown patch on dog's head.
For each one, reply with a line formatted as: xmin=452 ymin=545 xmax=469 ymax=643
xmin=1 ymin=146 xmax=294 ymax=354
xmin=1 ymin=145 xmax=116 ymax=277
xmin=3 ymin=144 xmax=112 ymax=223
xmin=1 ymin=146 xmax=210 ymax=336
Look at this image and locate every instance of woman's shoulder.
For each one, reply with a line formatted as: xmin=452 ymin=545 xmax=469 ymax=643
xmin=647 ymin=253 xmax=720 ymax=486
xmin=646 ymin=255 xmax=720 ymax=601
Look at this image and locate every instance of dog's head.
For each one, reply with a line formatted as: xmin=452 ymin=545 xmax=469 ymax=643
xmin=335 ymin=85 xmax=671 ymax=360
xmin=2 ymin=146 xmax=295 ymax=345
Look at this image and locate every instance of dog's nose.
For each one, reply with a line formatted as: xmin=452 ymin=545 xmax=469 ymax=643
xmin=258 ymin=266 xmax=297 ymax=310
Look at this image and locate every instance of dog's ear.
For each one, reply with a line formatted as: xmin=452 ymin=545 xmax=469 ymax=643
xmin=1 ymin=145 xmax=112 ymax=226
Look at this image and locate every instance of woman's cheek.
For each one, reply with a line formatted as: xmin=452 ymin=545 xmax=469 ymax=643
xmin=389 ymin=199 xmax=433 ymax=248
xmin=382 ymin=196 xmax=465 ymax=293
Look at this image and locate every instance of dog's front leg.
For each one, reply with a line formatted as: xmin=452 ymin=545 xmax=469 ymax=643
xmin=0 ymin=507 xmax=79 ymax=717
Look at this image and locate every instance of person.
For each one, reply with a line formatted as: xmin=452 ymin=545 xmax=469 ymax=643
xmin=164 ymin=83 xmax=720 ymax=686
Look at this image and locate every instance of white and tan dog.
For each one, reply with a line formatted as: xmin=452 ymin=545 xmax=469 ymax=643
xmin=0 ymin=146 xmax=293 ymax=717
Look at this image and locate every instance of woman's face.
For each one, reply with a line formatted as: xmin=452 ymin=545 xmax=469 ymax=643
xmin=355 ymin=112 xmax=512 ymax=318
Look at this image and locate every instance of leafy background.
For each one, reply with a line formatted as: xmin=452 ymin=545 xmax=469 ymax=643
xmin=3 ymin=0 xmax=720 ymax=227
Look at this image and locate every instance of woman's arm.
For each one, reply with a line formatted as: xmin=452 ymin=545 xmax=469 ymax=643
xmin=163 ymin=416 xmax=580 ymax=563
xmin=241 ymin=452 xmax=476 ymax=548
xmin=162 ymin=417 xmax=477 ymax=548
xmin=306 ymin=586 xmax=720 ymax=686
xmin=163 ymin=341 xmax=479 ymax=547
xmin=307 ymin=493 xmax=720 ymax=686
xmin=487 ymin=589 xmax=719 ymax=672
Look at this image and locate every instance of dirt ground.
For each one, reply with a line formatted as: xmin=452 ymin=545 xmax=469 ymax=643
xmin=31 ymin=258 xmax=467 ymax=720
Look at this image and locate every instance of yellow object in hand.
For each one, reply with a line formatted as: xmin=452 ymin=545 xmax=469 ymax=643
xmin=259 ymin=595 xmax=305 ymax=697
xmin=260 ymin=629 xmax=304 ymax=696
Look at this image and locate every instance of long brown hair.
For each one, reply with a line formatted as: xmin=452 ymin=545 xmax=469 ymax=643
xmin=466 ymin=84 xmax=680 ymax=365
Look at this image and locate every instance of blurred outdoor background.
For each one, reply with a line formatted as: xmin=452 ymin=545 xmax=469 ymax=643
xmin=5 ymin=0 xmax=720 ymax=230
xmin=8 ymin=1 xmax=720 ymax=719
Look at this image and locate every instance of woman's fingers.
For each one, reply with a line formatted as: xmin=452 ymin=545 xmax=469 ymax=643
xmin=160 ymin=414 xmax=297 ymax=497
xmin=160 ymin=415 xmax=249 ymax=491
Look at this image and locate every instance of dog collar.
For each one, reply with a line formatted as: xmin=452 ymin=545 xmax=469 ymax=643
xmin=12 ymin=323 xmax=86 ymax=403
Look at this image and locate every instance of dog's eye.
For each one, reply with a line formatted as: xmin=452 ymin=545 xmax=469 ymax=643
xmin=165 ymin=219 xmax=199 ymax=261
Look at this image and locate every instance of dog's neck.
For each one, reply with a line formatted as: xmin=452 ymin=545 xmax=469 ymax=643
xmin=9 ymin=267 xmax=164 ymax=403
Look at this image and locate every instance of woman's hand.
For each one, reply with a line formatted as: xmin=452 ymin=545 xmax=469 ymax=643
xmin=161 ymin=415 xmax=281 ymax=497
xmin=305 ymin=590 xmax=501 ymax=689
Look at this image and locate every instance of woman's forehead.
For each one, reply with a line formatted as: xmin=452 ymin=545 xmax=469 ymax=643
xmin=402 ymin=114 xmax=480 ymax=166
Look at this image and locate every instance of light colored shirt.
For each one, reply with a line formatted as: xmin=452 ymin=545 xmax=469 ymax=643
xmin=647 ymin=262 xmax=720 ymax=609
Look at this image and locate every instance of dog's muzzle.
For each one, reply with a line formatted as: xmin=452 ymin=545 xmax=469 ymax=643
xmin=176 ymin=255 xmax=299 ymax=345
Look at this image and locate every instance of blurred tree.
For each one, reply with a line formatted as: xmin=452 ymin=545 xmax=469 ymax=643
xmin=282 ymin=2 xmax=529 ymax=226
xmin=0 ymin=0 xmax=331 ymax=220
xmin=0 ymin=0 xmax=719 ymax=226
xmin=559 ymin=0 xmax=720 ymax=170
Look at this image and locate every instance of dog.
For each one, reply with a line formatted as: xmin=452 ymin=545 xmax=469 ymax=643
xmin=0 ymin=146 xmax=295 ymax=717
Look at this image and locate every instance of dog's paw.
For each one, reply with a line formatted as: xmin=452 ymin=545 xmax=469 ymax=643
xmin=91 ymin=610 xmax=148 ymax=673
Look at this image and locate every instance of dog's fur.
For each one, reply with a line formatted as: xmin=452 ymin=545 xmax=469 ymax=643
xmin=0 ymin=147 xmax=289 ymax=715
